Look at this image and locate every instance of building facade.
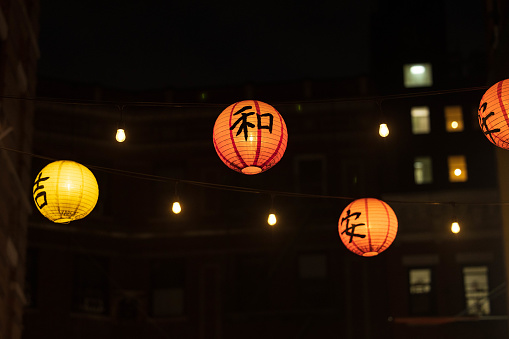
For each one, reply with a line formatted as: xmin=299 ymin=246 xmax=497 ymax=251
xmin=21 ymin=0 xmax=509 ymax=338
xmin=0 ymin=0 xmax=39 ymax=338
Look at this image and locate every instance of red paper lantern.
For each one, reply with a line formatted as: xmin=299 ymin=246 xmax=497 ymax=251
xmin=478 ymin=79 xmax=509 ymax=149
xmin=338 ymin=198 xmax=398 ymax=257
xmin=213 ymin=100 xmax=288 ymax=174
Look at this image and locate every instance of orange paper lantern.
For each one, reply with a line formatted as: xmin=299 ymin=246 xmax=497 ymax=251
xmin=213 ymin=100 xmax=288 ymax=175
xmin=338 ymin=198 xmax=398 ymax=257
xmin=478 ymin=79 xmax=509 ymax=149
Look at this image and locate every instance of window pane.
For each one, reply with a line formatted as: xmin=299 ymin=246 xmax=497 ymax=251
xmin=411 ymin=106 xmax=430 ymax=134
xmin=414 ymin=156 xmax=433 ymax=184
xmin=448 ymin=155 xmax=467 ymax=182
xmin=404 ymin=63 xmax=433 ymax=88
xmin=409 ymin=268 xmax=434 ymax=315
xmin=463 ymin=266 xmax=490 ymax=315
xmin=445 ymin=105 xmax=464 ymax=132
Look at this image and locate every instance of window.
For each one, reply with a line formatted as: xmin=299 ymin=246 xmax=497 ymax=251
xmin=298 ymin=253 xmax=330 ymax=308
xmin=72 ymin=255 xmax=109 ymax=315
xmin=414 ymin=156 xmax=433 ymax=184
xmin=403 ymin=63 xmax=433 ymax=88
xmin=448 ymin=155 xmax=467 ymax=182
xmin=411 ymin=106 xmax=430 ymax=134
xmin=236 ymin=254 xmax=269 ymax=311
xmin=463 ymin=266 xmax=490 ymax=315
xmin=409 ymin=268 xmax=434 ymax=315
xmin=445 ymin=105 xmax=464 ymax=132
xmin=150 ymin=259 xmax=186 ymax=317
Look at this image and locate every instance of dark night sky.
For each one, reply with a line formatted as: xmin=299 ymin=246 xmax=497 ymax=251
xmin=36 ymin=0 xmax=486 ymax=91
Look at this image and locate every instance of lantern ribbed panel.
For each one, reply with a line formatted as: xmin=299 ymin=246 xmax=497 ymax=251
xmin=478 ymin=79 xmax=509 ymax=149
xmin=33 ymin=160 xmax=99 ymax=223
xmin=213 ymin=100 xmax=288 ymax=175
xmin=338 ymin=198 xmax=398 ymax=257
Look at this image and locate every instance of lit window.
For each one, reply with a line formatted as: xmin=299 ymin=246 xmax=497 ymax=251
xmin=403 ymin=63 xmax=433 ymax=88
xmin=445 ymin=105 xmax=464 ymax=132
xmin=411 ymin=106 xmax=430 ymax=134
xmin=414 ymin=156 xmax=433 ymax=184
xmin=463 ymin=266 xmax=490 ymax=315
xmin=409 ymin=268 xmax=434 ymax=315
xmin=448 ymin=155 xmax=467 ymax=182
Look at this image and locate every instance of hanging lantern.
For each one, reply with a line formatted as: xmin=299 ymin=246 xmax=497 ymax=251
xmin=338 ymin=198 xmax=398 ymax=257
xmin=213 ymin=100 xmax=288 ymax=175
xmin=33 ymin=160 xmax=99 ymax=223
xmin=478 ymin=79 xmax=509 ymax=149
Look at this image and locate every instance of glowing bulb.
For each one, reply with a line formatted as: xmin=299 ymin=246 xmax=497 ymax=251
xmin=454 ymin=168 xmax=462 ymax=176
xmin=451 ymin=221 xmax=460 ymax=234
xmin=172 ymin=201 xmax=181 ymax=214
xmin=379 ymin=123 xmax=389 ymax=137
xmin=451 ymin=121 xmax=458 ymax=129
xmin=116 ymin=128 xmax=126 ymax=142
xmin=410 ymin=65 xmax=425 ymax=74
xmin=268 ymin=213 xmax=277 ymax=226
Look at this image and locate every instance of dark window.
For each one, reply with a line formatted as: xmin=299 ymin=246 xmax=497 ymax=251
xmin=298 ymin=252 xmax=330 ymax=308
xmin=150 ymin=259 xmax=185 ymax=317
xmin=72 ymin=255 xmax=109 ymax=315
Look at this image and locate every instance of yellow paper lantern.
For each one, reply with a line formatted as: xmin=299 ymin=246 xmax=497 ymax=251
xmin=213 ymin=100 xmax=288 ymax=175
xmin=338 ymin=198 xmax=398 ymax=257
xmin=33 ymin=160 xmax=99 ymax=223
xmin=478 ymin=79 xmax=509 ymax=149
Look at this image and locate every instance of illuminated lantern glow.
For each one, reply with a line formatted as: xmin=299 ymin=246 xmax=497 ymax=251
xmin=33 ymin=160 xmax=99 ymax=223
xmin=213 ymin=100 xmax=288 ymax=175
xmin=338 ymin=198 xmax=398 ymax=257
xmin=478 ymin=79 xmax=509 ymax=149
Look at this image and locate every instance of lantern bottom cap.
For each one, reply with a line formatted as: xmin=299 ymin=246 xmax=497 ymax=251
xmin=53 ymin=218 xmax=72 ymax=224
xmin=241 ymin=166 xmax=262 ymax=175
xmin=362 ymin=252 xmax=379 ymax=257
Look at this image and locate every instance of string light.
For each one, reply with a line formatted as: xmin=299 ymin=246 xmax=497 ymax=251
xmin=268 ymin=211 xmax=277 ymax=226
xmin=451 ymin=221 xmax=460 ymax=234
xmin=377 ymin=100 xmax=389 ymax=138
xmin=116 ymin=105 xmax=126 ymax=143
xmin=116 ymin=128 xmax=126 ymax=142
xmin=171 ymin=181 xmax=181 ymax=214
xmin=267 ymin=194 xmax=277 ymax=226
xmin=172 ymin=201 xmax=182 ymax=214
xmin=451 ymin=203 xmax=460 ymax=234
xmin=379 ymin=123 xmax=389 ymax=137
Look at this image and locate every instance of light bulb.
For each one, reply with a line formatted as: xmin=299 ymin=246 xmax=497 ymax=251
xmin=116 ymin=128 xmax=126 ymax=142
xmin=451 ymin=221 xmax=460 ymax=234
xmin=451 ymin=121 xmax=458 ymax=129
xmin=379 ymin=123 xmax=389 ymax=137
xmin=268 ymin=213 xmax=277 ymax=226
xmin=172 ymin=201 xmax=181 ymax=214
xmin=454 ymin=168 xmax=462 ymax=176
